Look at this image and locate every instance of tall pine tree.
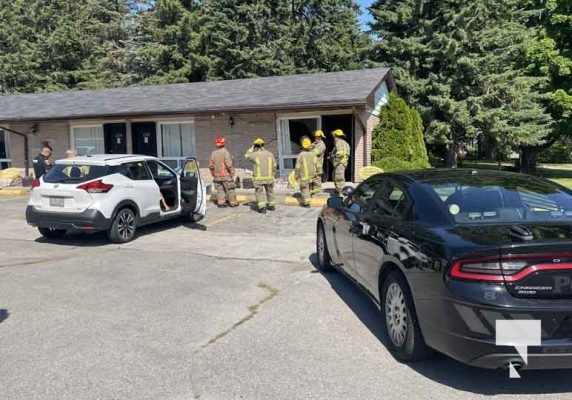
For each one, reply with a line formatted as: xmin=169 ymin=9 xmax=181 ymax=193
xmin=370 ymin=0 xmax=553 ymax=167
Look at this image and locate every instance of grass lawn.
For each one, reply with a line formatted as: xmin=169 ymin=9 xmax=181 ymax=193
xmin=453 ymin=160 xmax=572 ymax=189
xmin=549 ymin=178 xmax=572 ymax=189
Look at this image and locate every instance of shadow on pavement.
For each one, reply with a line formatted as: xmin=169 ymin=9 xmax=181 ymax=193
xmin=308 ymin=253 xmax=572 ymax=395
xmin=33 ymin=218 xmax=207 ymax=246
xmin=0 ymin=309 xmax=9 ymax=324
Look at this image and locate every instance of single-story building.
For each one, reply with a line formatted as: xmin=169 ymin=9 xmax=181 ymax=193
xmin=0 ymin=68 xmax=395 ymax=182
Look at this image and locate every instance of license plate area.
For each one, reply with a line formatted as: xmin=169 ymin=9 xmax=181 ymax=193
xmin=49 ymin=197 xmax=65 ymax=207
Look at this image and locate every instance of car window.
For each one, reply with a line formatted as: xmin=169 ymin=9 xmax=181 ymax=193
xmin=347 ymin=179 xmax=384 ymax=211
xmin=425 ymin=175 xmax=572 ymax=224
xmin=146 ymin=160 xmax=175 ymax=179
xmin=118 ymin=161 xmax=152 ymax=181
xmin=44 ymin=164 xmax=110 ymax=183
xmin=370 ymin=180 xmax=412 ymax=219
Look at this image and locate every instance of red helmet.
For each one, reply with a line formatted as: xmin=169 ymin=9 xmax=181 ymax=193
xmin=214 ymin=136 xmax=226 ymax=147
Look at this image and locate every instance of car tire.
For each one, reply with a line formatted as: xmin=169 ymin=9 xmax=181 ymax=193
xmin=107 ymin=208 xmax=137 ymax=243
xmin=183 ymin=212 xmax=204 ymax=223
xmin=316 ymin=222 xmax=334 ymax=273
xmin=381 ymin=271 xmax=431 ymax=362
xmin=38 ymin=227 xmax=66 ymax=239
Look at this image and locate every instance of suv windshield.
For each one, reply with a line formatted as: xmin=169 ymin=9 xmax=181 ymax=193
xmin=424 ymin=174 xmax=572 ymax=224
xmin=43 ymin=164 xmax=111 ymax=184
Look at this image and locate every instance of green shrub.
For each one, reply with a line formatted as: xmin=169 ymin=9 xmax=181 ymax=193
xmin=373 ymin=157 xmax=427 ymax=172
xmin=372 ymin=93 xmax=430 ymax=167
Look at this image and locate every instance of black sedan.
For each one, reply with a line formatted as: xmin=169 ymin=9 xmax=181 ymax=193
xmin=316 ymin=169 xmax=572 ymax=370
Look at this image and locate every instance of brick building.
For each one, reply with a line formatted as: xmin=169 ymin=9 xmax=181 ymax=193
xmin=0 ymin=68 xmax=395 ymax=182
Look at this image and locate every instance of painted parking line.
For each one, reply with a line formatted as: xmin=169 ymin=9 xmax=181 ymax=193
xmin=205 ymin=211 xmax=248 ymax=228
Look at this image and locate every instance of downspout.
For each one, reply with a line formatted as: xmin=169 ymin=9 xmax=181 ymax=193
xmin=0 ymin=125 xmax=30 ymax=178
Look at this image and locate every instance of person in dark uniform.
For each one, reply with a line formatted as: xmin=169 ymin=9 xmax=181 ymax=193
xmin=33 ymin=146 xmax=53 ymax=178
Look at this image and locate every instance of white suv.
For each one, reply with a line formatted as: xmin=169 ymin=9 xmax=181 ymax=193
xmin=26 ymin=154 xmax=207 ymax=243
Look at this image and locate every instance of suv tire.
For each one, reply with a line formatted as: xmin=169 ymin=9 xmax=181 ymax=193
xmin=107 ymin=208 xmax=137 ymax=243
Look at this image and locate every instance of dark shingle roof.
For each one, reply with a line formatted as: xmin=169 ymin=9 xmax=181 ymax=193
xmin=0 ymin=68 xmax=391 ymax=123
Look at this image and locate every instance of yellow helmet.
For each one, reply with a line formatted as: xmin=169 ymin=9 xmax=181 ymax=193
xmin=253 ymin=138 xmax=265 ymax=146
xmin=314 ymin=130 xmax=325 ymax=138
xmin=301 ymin=137 xmax=312 ymax=150
xmin=332 ymin=129 xmax=345 ymax=137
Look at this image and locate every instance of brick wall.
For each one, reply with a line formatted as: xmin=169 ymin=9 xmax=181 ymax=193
xmin=195 ymin=113 xmax=277 ymax=168
xmin=4 ymin=109 xmax=373 ymax=183
xmin=7 ymin=121 xmax=70 ymax=175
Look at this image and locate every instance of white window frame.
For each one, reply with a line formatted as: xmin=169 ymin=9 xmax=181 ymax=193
xmin=0 ymin=129 xmax=11 ymax=167
xmin=156 ymin=120 xmax=196 ymax=170
xmin=69 ymin=124 xmax=105 ymax=156
xmin=276 ymin=115 xmax=321 ymax=181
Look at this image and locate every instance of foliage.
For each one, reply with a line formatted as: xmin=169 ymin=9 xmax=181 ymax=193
xmin=371 ymin=93 xmax=429 ymax=167
xmin=369 ymin=0 xmax=554 ymax=167
xmin=0 ymin=0 xmax=133 ymax=93
xmin=373 ymin=157 xmax=429 ymax=172
xmin=127 ymin=0 xmax=369 ymax=84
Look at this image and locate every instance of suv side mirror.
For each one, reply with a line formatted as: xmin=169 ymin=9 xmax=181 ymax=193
xmin=341 ymin=186 xmax=355 ymax=197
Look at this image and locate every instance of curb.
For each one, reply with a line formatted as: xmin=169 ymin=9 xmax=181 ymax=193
xmin=284 ymin=196 xmax=327 ymax=208
xmin=209 ymin=194 xmax=253 ymax=203
xmin=0 ymin=188 xmax=30 ymax=196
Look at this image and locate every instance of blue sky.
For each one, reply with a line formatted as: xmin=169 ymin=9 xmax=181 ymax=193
xmin=357 ymin=0 xmax=374 ymax=29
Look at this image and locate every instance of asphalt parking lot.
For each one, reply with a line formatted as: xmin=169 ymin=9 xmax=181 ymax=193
xmin=1 ymin=194 xmax=572 ymax=400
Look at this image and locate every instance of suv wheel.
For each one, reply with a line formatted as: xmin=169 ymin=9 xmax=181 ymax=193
xmin=38 ymin=227 xmax=66 ymax=239
xmin=381 ymin=271 xmax=431 ymax=361
xmin=108 ymin=208 xmax=137 ymax=243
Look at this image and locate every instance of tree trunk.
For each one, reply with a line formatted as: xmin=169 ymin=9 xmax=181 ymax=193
xmin=446 ymin=143 xmax=458 ymax=168
xmin=519 ymin=147 xmax=538 ymax=173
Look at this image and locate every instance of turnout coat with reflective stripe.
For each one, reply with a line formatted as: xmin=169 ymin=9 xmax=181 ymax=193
xmin=313 ymin=140 xmax=326 ymax=175
xmin=209 ymin=148 xmax=234 ymax=181
xmin=295 ymin=149 xmax=319 ymax=183
xmin=331 ymin=138 xmax=350 ymax=167
xmin=245 ymin=147 xmax=277 ymax=184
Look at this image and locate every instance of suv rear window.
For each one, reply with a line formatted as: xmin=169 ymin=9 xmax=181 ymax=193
xmin=425 ymin=175 xmax=572 ymax=224
xmin=43 ymin=164 xmax=111 ymax=184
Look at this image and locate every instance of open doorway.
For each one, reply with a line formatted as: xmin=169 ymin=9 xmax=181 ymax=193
xmin=321 ymin=114 xmax=354 ymax=182
xmin=278 ymin=117 xmax=319 ymax=179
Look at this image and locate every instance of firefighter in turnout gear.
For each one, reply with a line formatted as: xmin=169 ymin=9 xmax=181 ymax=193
xmin=245 ymin=138 xmax=277 ymax=213
xmin=312 ymin=130 xmax=326 ymax=195
xmin=296 ymin=136 xmax=319 ymax=208
xmin=209 ymin=136 xmax=238 ymax=208
xmin=330 ymin=129 xmax=350 ymax=195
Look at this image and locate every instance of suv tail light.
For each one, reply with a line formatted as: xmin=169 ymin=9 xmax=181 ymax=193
xmin=77 ymin=180 xmax=113 ymax=193
xmin=30 ymin=179 xmax=41 ymax=188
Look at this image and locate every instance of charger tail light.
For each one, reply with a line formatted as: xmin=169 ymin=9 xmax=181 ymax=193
xmin=30 ymin=179 xmax=41 ymax=188
xmin=77 ymin=180 xmax=113 ymax=193
xmin=450 ymin=257 xmax=529 ymax=282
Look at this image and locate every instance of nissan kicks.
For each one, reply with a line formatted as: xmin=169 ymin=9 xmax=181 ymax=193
xmin=26 ymin=154 xmax=206 ymax=243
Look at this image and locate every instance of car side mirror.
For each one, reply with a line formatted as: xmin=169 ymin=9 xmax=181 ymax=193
xmin=341 ymin=186 xmax=354 ymax=197
xmin=327 ymin=197 xmax=344 ymax=209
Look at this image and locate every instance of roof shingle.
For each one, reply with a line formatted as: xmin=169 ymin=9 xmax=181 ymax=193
xmin=0 ymin=68 xmax=391 ymax=123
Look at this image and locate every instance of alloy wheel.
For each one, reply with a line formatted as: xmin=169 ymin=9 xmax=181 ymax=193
xmin=385 ymin=282 xmax=408 ymax=347
xmin=117 ymin=210 xmax=135 ymax=240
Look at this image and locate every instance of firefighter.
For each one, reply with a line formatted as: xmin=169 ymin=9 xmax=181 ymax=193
xmin=244 ymin=138 xmax=277 ymax=214
xmin=330 ymin=129 xmax=350 ymax=196
xmin=296 ymin=136 xmax=319 ymax=208
xmin=312 ymin=130 xmax=326 ymax=196
xmin=209 ymin=136 xmax=238 ymax=208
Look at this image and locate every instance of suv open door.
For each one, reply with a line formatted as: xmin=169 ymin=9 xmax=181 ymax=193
xmin=180 ymin=157 xmax=207 ymax=222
